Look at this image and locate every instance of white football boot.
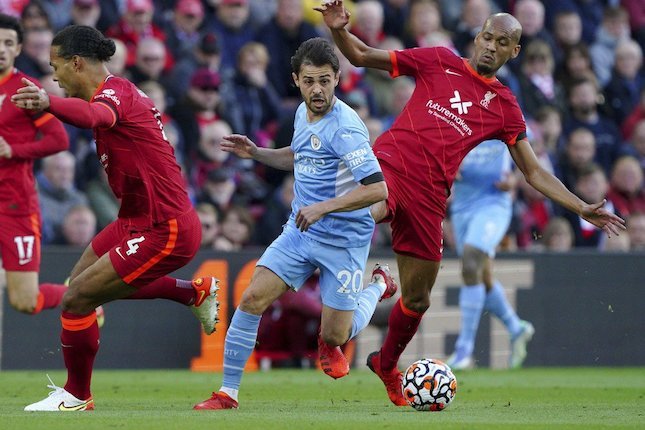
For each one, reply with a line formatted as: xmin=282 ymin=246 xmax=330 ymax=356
xmin=509 ymin=320 xmax=535 ymax=369
xmin=190 ymin=277 xmax=221 ymax=335
xmin=24 ymin=375 xmax=94 ymax=411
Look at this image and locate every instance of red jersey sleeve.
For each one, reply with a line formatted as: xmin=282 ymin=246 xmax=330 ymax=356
xmin=389 ymin=47 xmax=454 ymax=78
xmin=495 ymin=88 xmax=527 ymax=146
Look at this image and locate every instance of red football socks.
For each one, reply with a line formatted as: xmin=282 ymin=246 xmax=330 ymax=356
xmin=125 ymin=276 xmax=194 ymax=305
xmin=32 ymin=283 xmax=67 ymax=314
xmin=61 ymin=311 xmax=100 ymax=400
xmin=379 ymin=298 xmax=425 ymax=371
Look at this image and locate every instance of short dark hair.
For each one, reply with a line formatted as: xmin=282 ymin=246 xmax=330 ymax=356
xmin=0 ymin=13 xmax=24 ymax=44
xmin=52 ymin=25 xmax=116 ymax=62
xmin=290 ymin=37 xmax=339 ymax=76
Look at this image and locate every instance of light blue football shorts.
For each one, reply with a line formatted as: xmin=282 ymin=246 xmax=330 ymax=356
xmin=257 ymin=225 xmax=370 ymax=311
xmin=451 ymin=204 xmax=512 ymax=257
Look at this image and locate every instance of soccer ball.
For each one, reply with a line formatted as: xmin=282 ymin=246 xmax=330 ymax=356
xmin=401 ymin=358 xmax=457 ymax=411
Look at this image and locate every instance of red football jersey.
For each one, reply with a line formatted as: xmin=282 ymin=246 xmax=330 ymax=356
xmin=91 ymin=75 xmax=191 ymax=227
xmin=0 ymin=69 xmax=63 ymax=215
xmin=374 ymin=47 xmax=526 ymax=195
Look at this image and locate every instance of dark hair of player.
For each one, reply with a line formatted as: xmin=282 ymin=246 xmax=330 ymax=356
xmin=52 ymin=25 xmax=116 ymax=62
xmin=290 ymin=37 xmax=340 ymax=76
xmin=0 ymin=13 xmax=24 ymax=44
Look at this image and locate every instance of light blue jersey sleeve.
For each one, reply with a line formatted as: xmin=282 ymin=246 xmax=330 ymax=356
xmin=287 ymin=100 xmax=382 ymax=247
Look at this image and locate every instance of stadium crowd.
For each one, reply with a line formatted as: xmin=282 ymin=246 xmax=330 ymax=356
xmin=2 ymin=0 xmax=644 ymax=252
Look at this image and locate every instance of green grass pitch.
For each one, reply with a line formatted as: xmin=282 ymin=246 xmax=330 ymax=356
xmin=0 ymin=368 xmax=643 ymax=429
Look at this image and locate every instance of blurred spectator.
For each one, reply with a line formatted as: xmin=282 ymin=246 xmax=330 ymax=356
xmin=603 ymin=227 xmax=631 ymax=251
xmin=138 ymin=80 xmax=186 ymax=166
xmin=213 ymin=205 xmax=255 ymax=250
xmin=219 ymin=42 xmax=282 ymax=144
xmin=107 ymin=39 xmax=128 ymax=77
xmin=254 ymin=174 xmax=294 ymax=246
xmin=364 ymin=36 xmax=404 ymax=117
xmin=256 ymin=0 xmax=321 ymax=112
xmin=204 ymin=0 xmax=256 ymax=74
xmin=379 ymin=0 xmax=409 ymax=39
xmin=624 ymin=119 xmax=645 ymax=170
xmin=555 ymin=43 xmax=595 ymax=92
xmin=166 ymin=32 xmax=221 ymax=104
xmin=195 ymin=202 xmax=220 ymax=248
xmin=402 ymin=0 xmax=452 ymax=50
xmin=127 ymin=37 xmax=172 ymax=86
xmin=169 ymin=68 xmax=227 ymax=159
xmin=84 ymin=167 xmax=118 ymax=231
xmin=543 ymin=0 xmax=604 ymax=45
xmin=534 ymin=106 xmax=565 ymax=160
xmin=56 ymin=204 xmax=96 ymax=247
xmin=604 ymin=39 xmax=643 ymax=125
xmin=381 ymin=77 xmax=415 ymax=128
xmin=606 ymin=155 xmax=645 ymax=217
xmin=197 ymin=167 xmax=237 ymax=214
xmin=539 ymin=216 xmax=574 ymax=251
xmin=106 ymin=0 xmax=171 ymax=70
xmin=453 ymin=0 xmax=491 ymax=55
xmin=351 ymin=0 xmax=385 ymax=47
xmin=626 ymin=212 xmax=645 ymax=250
xmin=19 ymin=1 xmax=51 ymax=31
xmin=563 ymin=163 xmax=616 ymax=248
xmin=514 ymin=169 xmax=555 ymax=249
xmin=163 ymin=0 xmax=206 ymax=62
xmin=14 ymin=27 xmax=53 ymax=78
xmin=518 ymin=39 xmax=566 ymax=119
xmin=94 ymin=0 xmax=121 ymax=32
xmin=512 ymin=0 xmax=557 ymax=73
xmin=551 ymin=11 xmax=584 ymax=67
xmin=555 ymin=127 xmax=596 ymax=190
xmin=564 ymin=77 xmax=623 ymax=174
xmin=344 ymin=90 xmax=370 ymax=121
xmin=67 ymin=0 xmax=101 ymax=28
xmin=590 ymin=6 xmax=632 ymax=88
xmin=256 ymin=273 xmax=322 ymax=369
xmin=39 ymin=0 xmax=73 ymax=31
xmin=622 ymin=88 xmax=645 ymax=141
xmin=334 ymin=46 xmax=377 ymax=115
xmin=37 ymin=151 xmax=89 ymax=244
xmin=190 ymin=119 xmax=233 ymax=190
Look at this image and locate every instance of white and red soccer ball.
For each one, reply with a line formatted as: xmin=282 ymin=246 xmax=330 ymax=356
xmin=401 ymin=358 xmax=457 ymax=411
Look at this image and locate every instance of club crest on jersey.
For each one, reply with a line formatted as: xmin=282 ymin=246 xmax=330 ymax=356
xmin=0 ymin=93 xmax=6 ymax=111
xmin=480 ymin=91 xmax=497 ymax=108
xmin=310 ymin=134 xmax=321 ymax=150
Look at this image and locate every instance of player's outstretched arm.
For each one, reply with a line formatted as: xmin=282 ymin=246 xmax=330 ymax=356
xmin=220 ymin=134 xmax=294 ymax=171
xmin=295 ymin=180 xmax=387 ymax=231
xmin=315 ymin=0 xmax=392 ymax=72
xmin=509 ymin=139 xmax=626 ymax=237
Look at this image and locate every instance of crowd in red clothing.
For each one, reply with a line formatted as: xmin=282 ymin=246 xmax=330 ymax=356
xmin=4 ymin=0 xmax=645 ymax=252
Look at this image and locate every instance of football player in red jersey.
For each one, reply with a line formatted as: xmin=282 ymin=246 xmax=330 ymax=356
xmin=0 ymin=14 xmax=71 ymax=316
xmin=317 ymin=1 xmax=626 ymax=406
xmin=13 ymin=25 xmax=220 ymax=412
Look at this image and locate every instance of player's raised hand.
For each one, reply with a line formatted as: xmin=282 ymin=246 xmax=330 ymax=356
xmin=314 ymin=0 xmax=351 ymax=30
xmin=219 ymin=134 xmax=258 ymax=159
xmin=11 ymin=78 xmax=50 ymax=111
xmin=580 ymin=199 xmax=626 ymax=237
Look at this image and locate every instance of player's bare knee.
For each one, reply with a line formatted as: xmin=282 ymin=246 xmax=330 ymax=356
xmin=402 ymin=296 xmax=430 ymax=314
xmin=238 ymin=290 xmax=267 ymax=316
xmin=61 ymin=290 xmax=94 ymax=314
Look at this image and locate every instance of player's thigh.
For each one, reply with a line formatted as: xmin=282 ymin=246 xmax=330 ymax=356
xmin=396 ymin=253 xmax=441 ymax=306
xmin=67 ymin=252 xmax=136 ymax=309
xmin=256 ymin=226 xmax=317 ymax=292
xmin=314 ymin=241 xmax=370 ymax=312
xmin=69 ymin=243 xmax=100 ymax=282
xmin=462 ymin=205 xmax=511 ymax=257
xmin=239 ymin=266 xmax=290 ymax=315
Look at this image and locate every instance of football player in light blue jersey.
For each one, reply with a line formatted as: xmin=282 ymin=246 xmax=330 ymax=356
xmin=447 ymin=139 xmax=535 ymax=370
xmin=193 ymin=37 xmax=398 ymax=411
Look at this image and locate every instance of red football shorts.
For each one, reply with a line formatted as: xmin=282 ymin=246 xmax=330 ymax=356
xmin=0 ymin=213 xmax=41 ymax=271
xmin=91 ymin=209 xmax=201 ymax=288
xmin=379 ymin=161 xmax=447 ymax=261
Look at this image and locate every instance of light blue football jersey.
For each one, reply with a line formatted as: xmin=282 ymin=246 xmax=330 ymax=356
xmin=451 ymin=139 xmax=513 ymax=214
xmin=287 ymin=99 xmax=382 ymax=247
